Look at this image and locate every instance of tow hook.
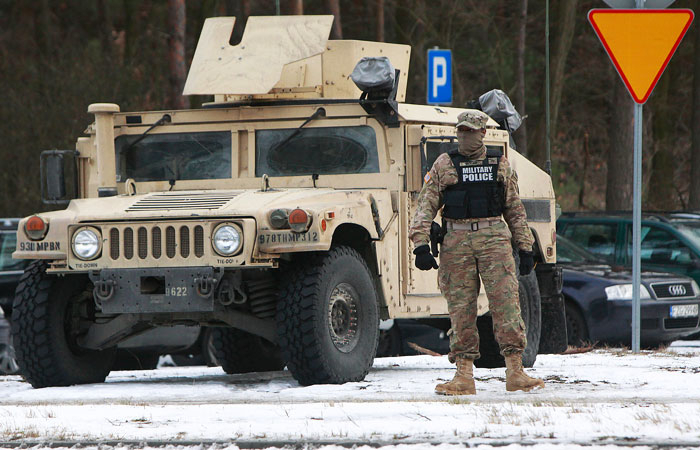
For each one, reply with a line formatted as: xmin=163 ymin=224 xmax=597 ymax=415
xmin=195 ymin=275 xmax=217 ymax=298
xmin=93 ymin=279 xmax=116 ymax=302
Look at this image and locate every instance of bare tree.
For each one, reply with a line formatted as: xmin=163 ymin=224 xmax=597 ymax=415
xmin=530 ymin=0 xmax=577 ymax=168
xmin=325 ymin=0 xmax=343 ymax=39
xmin=376 ymin=0 xmax=385 ymax=42
xmin=690 ymin=21 xmax=700 ymax=210
xmin=167 ymin=0 xmax=188 ymax=109
xmin=606 ymin=78 xmax=635 ymax=211
xmin=515 ymin=0 xmax=528 ymax=156
xmin=286 ymin=0 xmax=303 ymax=14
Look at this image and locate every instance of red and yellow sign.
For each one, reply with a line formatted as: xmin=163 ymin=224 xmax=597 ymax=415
xmin=588 ymin=9 xmax=694 ymax=104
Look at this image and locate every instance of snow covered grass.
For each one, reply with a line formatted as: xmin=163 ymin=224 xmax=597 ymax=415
xmin=0 ymin=342 xmax=698 ymax=448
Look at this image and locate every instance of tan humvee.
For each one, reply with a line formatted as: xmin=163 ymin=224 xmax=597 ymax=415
xmin=12 ymin=16 xmax=565 ymax=388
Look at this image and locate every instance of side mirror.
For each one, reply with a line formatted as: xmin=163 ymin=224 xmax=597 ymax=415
xmin=40 ymin=150 xmax=78 ymax=205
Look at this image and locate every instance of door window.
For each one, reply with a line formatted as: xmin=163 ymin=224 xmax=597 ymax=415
xmin=629 ymin=226 xmax=694 ymax=266
xmin=561 ymin=223 xmax=617 ymax=263
xmin=0 ymin=232 xmax=26 ymax=271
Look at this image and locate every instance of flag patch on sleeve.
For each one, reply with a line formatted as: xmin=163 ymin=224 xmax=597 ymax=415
xmin=424 ymin=172 xmax=431 ymax=183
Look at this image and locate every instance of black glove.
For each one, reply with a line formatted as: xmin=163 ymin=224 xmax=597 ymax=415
xmin=414 ymin=244 xmax=439 ymax=271
xmin=518 ymin=250 xmax=535 ymax=275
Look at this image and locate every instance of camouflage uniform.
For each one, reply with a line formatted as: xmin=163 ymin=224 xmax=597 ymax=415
xmin=408 ymin=111 xmax=534 ymax=363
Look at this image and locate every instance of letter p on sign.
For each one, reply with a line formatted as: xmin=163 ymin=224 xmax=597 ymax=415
xmin=427 ymin=49 xmax=452 ymax=105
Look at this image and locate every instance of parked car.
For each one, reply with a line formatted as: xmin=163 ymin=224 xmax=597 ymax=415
xmin=557 ymin=212 xmax=700 ymax=285
xmin=558 ymin=234 xmax=700 ymax=347
xmin=0 ymin=309 xmax=19 ymax=375
xmin=0 ymin=219 xmax=29 ymax=318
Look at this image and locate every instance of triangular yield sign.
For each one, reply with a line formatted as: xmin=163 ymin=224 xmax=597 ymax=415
xmin=589 ymin=9 xmax=694 ymax=104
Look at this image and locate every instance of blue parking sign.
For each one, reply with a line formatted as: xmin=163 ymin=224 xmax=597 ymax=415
xmin=427 ymin=49 xmax=452 ymax=105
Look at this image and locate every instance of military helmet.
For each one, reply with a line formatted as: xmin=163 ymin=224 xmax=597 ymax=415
xmin=455 ymin=110 xmax=489 ymax=130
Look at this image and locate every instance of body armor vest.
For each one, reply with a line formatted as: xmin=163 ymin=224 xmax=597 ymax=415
xmin=442 ymin=148 xmax=505 ymax=219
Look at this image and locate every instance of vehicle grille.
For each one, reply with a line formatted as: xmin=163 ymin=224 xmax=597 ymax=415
xmin=126 ymin=191 xmax=242 ymax=212
xmin=651 ymin=282 xmax=695 ymax=300
xmin=664 ymin=317 xmax=699 ymax=329
xmin=106 ymin=223 xmax=206 ymax=263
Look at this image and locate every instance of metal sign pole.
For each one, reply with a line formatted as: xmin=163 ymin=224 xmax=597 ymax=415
xmin=632 ymin=103 xmax=642 ymax=352
xmin=630 ymin=0 xmax=644 ymax=354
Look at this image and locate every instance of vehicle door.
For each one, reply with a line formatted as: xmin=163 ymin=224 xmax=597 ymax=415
xmin=402 ymin=124 xmax=505 ymax=316
xmin=0 ymin=230 xmax=28 ymax=316
xmin=559 ymin=221 xmax=620 ymax=265
xmin=625 ymin=223 xmax=700 ymax=284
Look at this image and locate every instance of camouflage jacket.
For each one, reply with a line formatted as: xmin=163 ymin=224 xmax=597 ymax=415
xmin=409 ymin=150 xmax=534 ymax=251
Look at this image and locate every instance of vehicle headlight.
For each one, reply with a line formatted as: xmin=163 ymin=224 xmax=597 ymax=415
xmin=72 ymin=228 xmax=101 ymax=260
xmin=213 ymin=224 xmax=242 ymax=256
xmin=605 ymin=284 xmax=651 ymax=300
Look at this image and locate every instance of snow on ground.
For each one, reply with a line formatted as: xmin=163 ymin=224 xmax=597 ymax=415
xmin=0 ymin=342 xmax=699 ymax=448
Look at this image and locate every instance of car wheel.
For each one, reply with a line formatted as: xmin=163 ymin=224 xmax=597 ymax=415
xmin=476 ymin=250 xmax=542 ymax=369
xmin=212 ymin=327 xmax=284 ymax=374
xmin=11 ymin=260 xmax=116 ymax=387
xmin=277 ymin=246 xmax=380 ymax=385
xmin=565 ymin=302 xmax=589 ymax=347
xmin=377 ymin=322 xmax=402 ymax=357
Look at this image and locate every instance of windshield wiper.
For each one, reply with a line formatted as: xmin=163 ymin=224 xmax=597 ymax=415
xmin=269 ymin=108 xmax=326 ymax=153
xmin=124 ymin=113 xmax=172 ymax=153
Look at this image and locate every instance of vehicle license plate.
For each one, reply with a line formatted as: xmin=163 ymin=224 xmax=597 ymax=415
xmin=670 ymin=304 xmax=699 ymax=318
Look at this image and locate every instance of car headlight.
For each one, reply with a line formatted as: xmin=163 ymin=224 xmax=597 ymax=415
xmin=212 ymin=224 xmax=242 ymax=256
xmin=605 ymin=284 xmax=651 ymax=300
xmin=72 ymin=228 xmax=101 ymax=260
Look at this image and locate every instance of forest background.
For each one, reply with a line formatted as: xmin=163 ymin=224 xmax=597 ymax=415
xmin=1 ymin=0 xmax=699 ymax=217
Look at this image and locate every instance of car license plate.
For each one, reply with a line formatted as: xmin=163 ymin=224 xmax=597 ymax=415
xmin=670 ymin=304 xmax=699 ymax=318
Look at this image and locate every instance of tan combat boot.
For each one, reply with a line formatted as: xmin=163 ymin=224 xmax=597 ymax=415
xmin=435 ymin=358 xmax=476 ymax=395
xmin=505 ymin=354 xmax=545 ymax=392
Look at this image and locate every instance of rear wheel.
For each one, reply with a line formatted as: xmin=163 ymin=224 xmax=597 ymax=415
xmin=276 ymin=246 xmax=379 ymax=385
xmin=565 ymin=301 xmax=589 ymax=347
xmin=476 ymin=263 xmax=542 ymax=369
xmin=212 ymin=327 xmax=284 ymax=374
xmin=11 ymin=261 xmax=115 ymax=387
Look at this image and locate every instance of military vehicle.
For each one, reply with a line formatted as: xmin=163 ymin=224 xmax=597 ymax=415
xmin=12 ymin=16 xmax=566 ymax=388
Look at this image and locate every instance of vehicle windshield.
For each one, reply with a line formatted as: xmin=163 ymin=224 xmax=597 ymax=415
xmin=255 ymin=126 xmax=379 ymax=177
xmin=557 ymin=235 xmax=607 ymax=264
xmin=115 ymin=131 xmax=232 ymax=182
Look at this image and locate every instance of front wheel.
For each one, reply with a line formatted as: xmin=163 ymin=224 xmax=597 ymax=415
xmin=476 ymin=264 xmax=542 ymax=369
xmin=11 ymin=261 xmax=116 ymax=388
xmin=276 ymin=246 xmax=380 ymax=385
xmin=565 ymin=301 xmax=589 ymax=347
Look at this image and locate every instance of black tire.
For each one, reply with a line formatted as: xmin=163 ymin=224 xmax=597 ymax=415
xmin=112 ymin=350 xmax=160 ymax=371
xmin=565 ymin=301 xmax=589 ymax=347
xmin=212 ymin=327 xmax=284 ymax=374
xmin=276 ymin=246 xmax=380 ymax=385
xmin=377 ymin=323 xmax=402 ymax=357
xmin=11 ymin=260 xmax=116 ymax=387
xmin=476 ymin=262 xmax=542 ymax=369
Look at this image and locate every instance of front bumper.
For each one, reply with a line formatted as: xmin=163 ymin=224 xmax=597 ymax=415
xmin=591 ymin=299 xmax=700 ymax=345
xmin=89 ymin=267 xmax=220 ymax=314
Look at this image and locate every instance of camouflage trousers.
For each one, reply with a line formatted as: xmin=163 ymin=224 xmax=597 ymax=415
xmin=438 ymin=221 xmax=526 ymax=362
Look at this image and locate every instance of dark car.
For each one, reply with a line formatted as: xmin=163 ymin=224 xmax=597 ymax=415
xmin=0 ymin=219 xmax=29 ymax=318
xmin=0 ymin=310 xmax=19 ymax=375
xmin=558 ymin=234 xmax=700 ymax=347
xmin=557 ymin=212 xmax=700 ymax=285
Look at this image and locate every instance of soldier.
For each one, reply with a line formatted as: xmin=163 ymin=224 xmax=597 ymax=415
xmin=409 ymin=110 xmax=545 ymax=395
